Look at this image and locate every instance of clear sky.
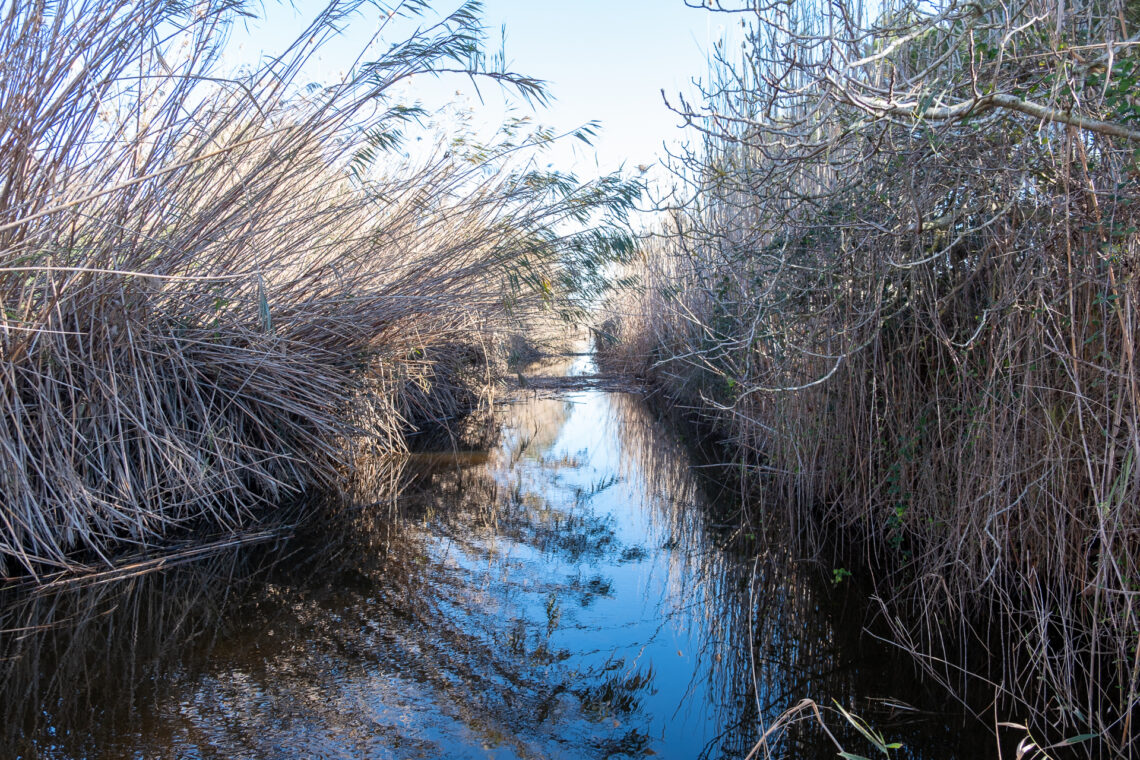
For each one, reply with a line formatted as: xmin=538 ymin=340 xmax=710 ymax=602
xmin=228 ymin=0 xmax=736 ymax=192
xmin=472 ymin=0 xmax=725 ymax=178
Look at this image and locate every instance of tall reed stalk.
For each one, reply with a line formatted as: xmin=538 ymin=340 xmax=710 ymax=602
xmin=602 ymin=0 xmax=1140 ymax=753
xmin=0 ymin=0 xmax=636 ymax=577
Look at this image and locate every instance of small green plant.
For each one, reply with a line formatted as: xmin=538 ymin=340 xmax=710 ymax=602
xmin=834 ymin=701 xmax=903 ymax=757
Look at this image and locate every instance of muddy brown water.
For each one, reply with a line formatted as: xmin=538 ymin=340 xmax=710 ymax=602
xmin=0 ymin=356 xmax=995 ymax=759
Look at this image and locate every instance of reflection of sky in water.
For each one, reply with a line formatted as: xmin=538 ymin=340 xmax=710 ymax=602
xmin=0 ymin=357 xmax=994 ymax=760
xmin=456 ymin=384 xmax=715 ymax=754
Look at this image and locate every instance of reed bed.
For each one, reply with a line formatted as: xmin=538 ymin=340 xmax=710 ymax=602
xmin=601 ymin=0 xmax=1140 ymax=753
xmin=0 ymin=0 xmax=635 ymax=577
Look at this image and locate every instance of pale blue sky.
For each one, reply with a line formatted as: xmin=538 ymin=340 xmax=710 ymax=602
xmin=472 ymin=1 xmax=724 ymax=176
xmin=228 ymin=1 xmax=735 ymax=187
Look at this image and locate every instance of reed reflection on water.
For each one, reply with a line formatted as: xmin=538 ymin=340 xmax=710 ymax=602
xmin=0 ymin=364 xmax=989 ymax=759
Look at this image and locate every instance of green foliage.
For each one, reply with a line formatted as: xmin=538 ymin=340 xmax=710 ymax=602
xmin=834 ymin=701 xmax=903 ymax=757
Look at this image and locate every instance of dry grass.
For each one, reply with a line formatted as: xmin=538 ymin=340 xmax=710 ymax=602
xmin=602 ymin=0 xmax=1140 ymax=753
xmin=0 ymin=0 xmax=635 ymax=577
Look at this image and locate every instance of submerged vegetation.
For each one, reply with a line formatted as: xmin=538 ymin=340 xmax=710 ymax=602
xmin=0 ymin=0 xmax=637 ymax=576
xmin=602 ymin=0 xmax=1140 ymax=754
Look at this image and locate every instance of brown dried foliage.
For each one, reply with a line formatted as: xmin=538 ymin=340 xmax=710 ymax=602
xmin=603 ymin=0 xmax=1140 ymax=752
xmin=0 ymin=0 xmax=623 ymax=577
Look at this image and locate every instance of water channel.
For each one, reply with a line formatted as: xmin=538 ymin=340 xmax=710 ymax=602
xmin=0 ymin=356 xmax=993 ymax=759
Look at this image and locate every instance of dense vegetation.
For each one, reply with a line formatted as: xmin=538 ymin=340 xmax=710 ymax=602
xmin=0 ymin=0 xmax=636 ymax=577
xmin=601 ymin=0 xmax=1140 ymax=753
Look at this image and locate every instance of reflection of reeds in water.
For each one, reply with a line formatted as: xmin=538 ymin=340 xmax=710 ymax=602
xmin=0 ymin=386 xmax=987 ymax=759
xmin=0 ymin=542 xmax=280 ymax=758
xmin=604 ymin=391 xmax=988 ymax=758
xmin=496 ymin=390 xmax=575 ymax=465
xmin=0 ymin=455 xmax=404 ymax=758
xmin=0 ymin=435 xmax=651 ymax=758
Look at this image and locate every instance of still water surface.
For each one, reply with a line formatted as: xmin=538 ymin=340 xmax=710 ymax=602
xmin=0 ymin=357 xmax=990 ymax=759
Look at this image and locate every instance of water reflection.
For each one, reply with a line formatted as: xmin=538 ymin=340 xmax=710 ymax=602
xmin=0 ymin=360 xmax=991 ymax=759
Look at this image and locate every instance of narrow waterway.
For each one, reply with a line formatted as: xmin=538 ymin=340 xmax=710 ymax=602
xmin=0 ymin=356 xmax=992 ymax=759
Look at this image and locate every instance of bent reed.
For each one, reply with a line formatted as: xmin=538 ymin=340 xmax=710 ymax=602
xmin=602 ymin=0 xmax=1140 ymax=754
xmin=0 ymin=0 xmax=634 ymax=577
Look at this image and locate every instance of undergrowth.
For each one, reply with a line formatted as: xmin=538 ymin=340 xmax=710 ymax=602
xmin=601 ymin=0 xmax=1140 ymax=754
xmin=0 ymin=0 xmax=636 ymax=577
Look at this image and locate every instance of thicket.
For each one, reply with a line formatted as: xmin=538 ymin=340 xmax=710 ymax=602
xmin=602 ymin=0 xmax=1140 ymax=753
xmin=0 ymin=0 xmax=636 ymax=577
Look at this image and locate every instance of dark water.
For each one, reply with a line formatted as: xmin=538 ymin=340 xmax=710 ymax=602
xmin=0 ymin=357 xmax=994 ymax=759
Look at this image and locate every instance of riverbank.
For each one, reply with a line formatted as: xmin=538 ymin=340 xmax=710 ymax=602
xmin=0 ymin=1 xmax=637 ymax=579
xmin=0 ymin=354 xmax=999 ymax=759
xmin=597 ymin=280 xmax=1136 ymax=757
xmin=595 ymin=2 xmax=1140 ymax=753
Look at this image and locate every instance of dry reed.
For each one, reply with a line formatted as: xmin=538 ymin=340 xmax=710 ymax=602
xmin=601 ymin=0 xmax=1140 ymax=753
xmin=0 ymin=0 xmax=635 ymax=577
